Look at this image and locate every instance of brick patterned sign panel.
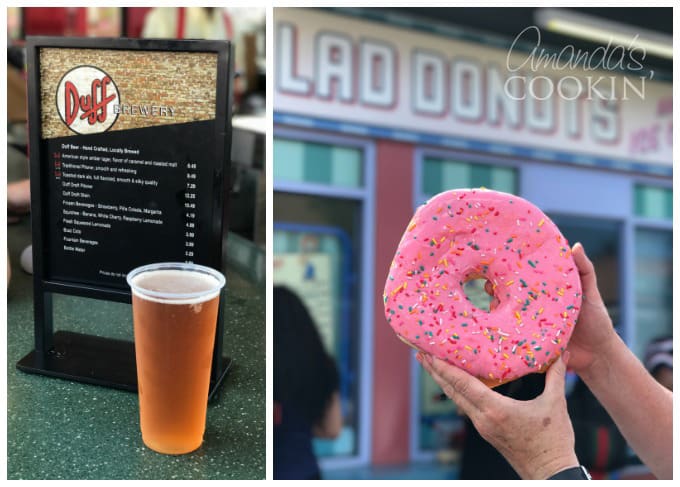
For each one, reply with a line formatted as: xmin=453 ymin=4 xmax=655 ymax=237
xmin=40 ymin=48 xmax=218 ymax=139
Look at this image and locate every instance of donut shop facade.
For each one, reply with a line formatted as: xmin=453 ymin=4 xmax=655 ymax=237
xmin=272 ymin=8 xmax=672 ymax=474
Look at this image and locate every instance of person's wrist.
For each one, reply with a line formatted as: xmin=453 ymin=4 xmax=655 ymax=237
xmin=533 ymin=452 xmax=580 ymax=480
xmin=516 ymin=448 xmax=579 ymax=480
xmin=578 ymin=327 xmax=620 ymax=383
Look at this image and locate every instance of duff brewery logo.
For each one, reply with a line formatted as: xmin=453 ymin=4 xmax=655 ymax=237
xmin=56 ymin=66 xmax=119 ymax=134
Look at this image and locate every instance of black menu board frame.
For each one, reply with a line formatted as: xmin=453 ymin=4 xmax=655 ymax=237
xmin=17 ymin=36 xmax=234 ymax=402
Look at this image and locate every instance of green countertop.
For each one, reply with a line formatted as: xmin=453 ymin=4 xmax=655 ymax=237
xmin=7 ymin=218 xmax=265 ymax=480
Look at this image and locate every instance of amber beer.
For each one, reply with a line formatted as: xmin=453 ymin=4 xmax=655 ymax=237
xmin=127 ymin=263 xmax=225 ymax=454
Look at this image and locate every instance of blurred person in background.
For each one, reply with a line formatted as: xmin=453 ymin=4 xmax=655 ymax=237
xmin=141 ymin=7 xmax=228 ymax=39
xmin=568 ymin=374 xmax=630 ymax=479
xmin=7 ymin=181 xmax=30 ymax=224
xmin=274 ymin=287 xmax=342 ymax=480
xmin=7 ymin=43 xmax=32 ymax=282
xmin=7 ymin=43 xmax=29 ymax=222
xmin=644 ymin=336 xmax=672 ymax=391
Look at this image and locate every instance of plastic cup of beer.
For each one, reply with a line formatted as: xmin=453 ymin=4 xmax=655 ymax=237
xmin=126 ymin=262 xmax=226 ymax=455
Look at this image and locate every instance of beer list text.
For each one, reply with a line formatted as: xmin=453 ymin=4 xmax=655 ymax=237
xmin=54 ymin=142 xmax=198 ymax=277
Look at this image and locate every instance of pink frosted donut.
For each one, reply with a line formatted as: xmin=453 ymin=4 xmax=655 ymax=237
xmin=383 ymin=188 xmax=582 ymax=387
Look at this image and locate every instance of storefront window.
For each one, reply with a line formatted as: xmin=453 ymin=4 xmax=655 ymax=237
xmin=633 ymin=184 xmax=671 ymax=359
xmin=417 ymin=155 xmax=518 ymax=453
xmin=634 ymin=185 xmax=672 ymax=220
xmin=274 ymin=139 xmax=363 ymax=188
xmin=634 ymin=229 xmax=672 ymax=359
xmin=273 ymin=137 xmax=366 ymax=461
xmin=422 ymin=157 xmax=516 ymax=198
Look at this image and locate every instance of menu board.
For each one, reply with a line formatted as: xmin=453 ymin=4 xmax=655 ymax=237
xmin=28 ymin=38 xmax=233 ymax=292
xmin=20 ymin=37 xmax=233 ymax=393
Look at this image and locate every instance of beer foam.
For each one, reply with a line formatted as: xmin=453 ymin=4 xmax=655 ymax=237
xmin=130 ymin=269 xmax=222 ymax=304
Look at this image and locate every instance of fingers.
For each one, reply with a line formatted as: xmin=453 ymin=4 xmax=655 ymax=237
xmin=543 ymin=353 xmax=568 ymax=398
xmin=419 ymin=355 xmax=478 ymax=416
xmin=562 ymin=350 xmax=570 ymax=367
xmin=490 ymin=295 xmax=500 ymax=312
xmin=420 ymin=353 xmax=495 ymax=414
xmin=484 ymin=280 xmax=500 ymax=311
xmin=571 ymin=243 xmax=601 ymax=303
xmin=571 ymin=242 xmax=595 ymax=285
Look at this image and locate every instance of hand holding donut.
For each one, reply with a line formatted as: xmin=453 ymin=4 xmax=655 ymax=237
xmin=414 ymin=243 xmax=610 ymax=479
xmin=568 ymin=247 xmax=672 ymax=479
xmin=418 ymin=352 xmax=578 ymax=479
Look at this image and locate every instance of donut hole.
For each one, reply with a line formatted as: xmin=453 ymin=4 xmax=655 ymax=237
xmin=463 ymin=277 xmax=494 ymax=312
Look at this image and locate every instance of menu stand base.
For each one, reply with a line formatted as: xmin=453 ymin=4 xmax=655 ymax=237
xmin=16 ymin=330 xmax=232 ymax=402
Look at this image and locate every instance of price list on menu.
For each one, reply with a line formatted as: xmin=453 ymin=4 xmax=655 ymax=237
xmin=43 ymin=121 xmax=218 ymax=289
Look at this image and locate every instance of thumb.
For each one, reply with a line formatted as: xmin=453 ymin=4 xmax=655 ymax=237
xmin=543 ymin=353 xmax=568 ymax=398
xmin=571 ymin=242 xmax=602 ymax=304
